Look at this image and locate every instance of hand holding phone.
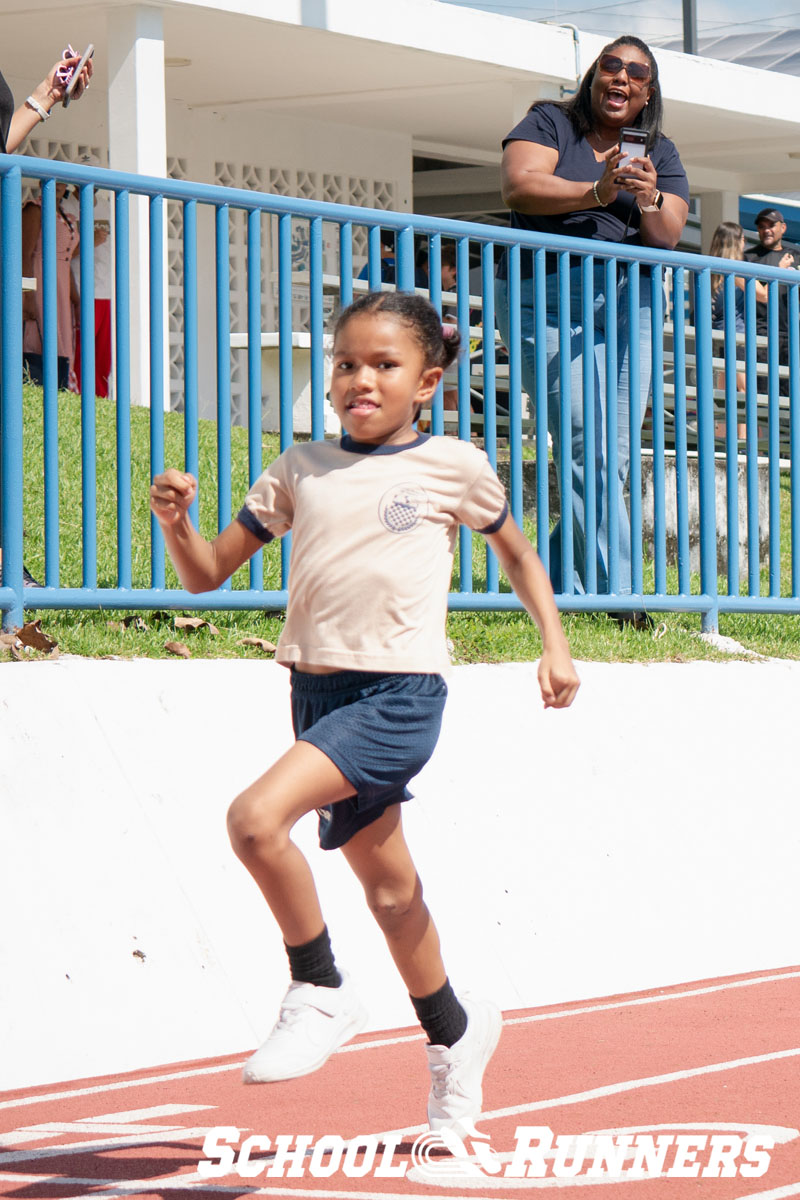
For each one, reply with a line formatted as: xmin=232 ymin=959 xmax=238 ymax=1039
xmin=61 ymin=44 xmax=94 ymax=107
xmin=617 ymin=126 xmax=648 ymax=171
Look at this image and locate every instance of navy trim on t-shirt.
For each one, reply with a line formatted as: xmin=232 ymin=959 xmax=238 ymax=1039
xmin=477 ymin=500 xmax=509 ymax=537
xmin=340 ymin=433 xmax=431 ymax=456
xmin=236 ymin=504 xmax=275 ymax=543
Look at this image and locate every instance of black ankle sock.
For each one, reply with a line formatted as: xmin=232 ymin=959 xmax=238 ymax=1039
xmin=284 ymin=926 xmax=342 ymax=989
xmin=410 ymin=978 xmax=468 ymax=1047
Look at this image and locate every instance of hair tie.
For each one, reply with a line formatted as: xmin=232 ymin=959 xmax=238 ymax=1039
xmin=442 ymin=323 xmax=457 ymax=340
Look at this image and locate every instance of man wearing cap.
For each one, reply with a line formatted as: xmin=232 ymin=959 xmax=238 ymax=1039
xmin=744 ymin=208 xmax=799 ymax=395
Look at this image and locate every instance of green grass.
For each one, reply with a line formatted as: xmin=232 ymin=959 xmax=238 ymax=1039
xmin=10 ymin=382 xmax=800 ymax=663
xmin=447 ymin=507 xmax=800 ymax=663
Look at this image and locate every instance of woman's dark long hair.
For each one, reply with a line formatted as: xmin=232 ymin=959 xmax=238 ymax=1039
xmin=531 ymin=35 xmax=664 ymax=150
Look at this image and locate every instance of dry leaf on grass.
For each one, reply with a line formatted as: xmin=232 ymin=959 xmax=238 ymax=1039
xmin=238 ymin=637 xmax=277 ymax=653
xmin=164 ymin=640 xmax=191 ymax=658
xmin=6 ymin=640 xmax=59 ymax=662
xmin=17 ymin=620 xmax=59 ymax=655
xmin=175 ymin=616 xmax=219 ymax=635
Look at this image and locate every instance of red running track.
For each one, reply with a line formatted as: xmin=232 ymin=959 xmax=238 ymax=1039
xmin=2 ymin=965 xmax=799 ymax=1200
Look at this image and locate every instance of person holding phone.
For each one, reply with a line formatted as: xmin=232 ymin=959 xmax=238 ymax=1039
xmin=0 ymin=48 xmax=93 ymax=154
xmin=495 ymin=36 xmax=689 ymax=614
xmin=0 ymin=47 xmax=93 ymax=588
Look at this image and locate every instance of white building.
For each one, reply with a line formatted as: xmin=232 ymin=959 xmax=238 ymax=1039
xmin=5 ymin=0 xmax=800 ymax=417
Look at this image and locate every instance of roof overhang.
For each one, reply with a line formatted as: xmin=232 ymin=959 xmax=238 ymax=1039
xmin=3 ymin=0 xmax=800 ymax=200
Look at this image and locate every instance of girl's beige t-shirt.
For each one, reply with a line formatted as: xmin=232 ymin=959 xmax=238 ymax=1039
xmin=238 ymin=433 xmax=508 ymax=674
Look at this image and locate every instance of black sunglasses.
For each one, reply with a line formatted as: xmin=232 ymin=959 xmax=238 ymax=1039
xmin=597 ymin=54 xmax=651 ymax=83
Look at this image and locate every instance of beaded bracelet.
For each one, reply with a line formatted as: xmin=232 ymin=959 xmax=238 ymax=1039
xmin=592 ymin=180 xmax=607 ymax=208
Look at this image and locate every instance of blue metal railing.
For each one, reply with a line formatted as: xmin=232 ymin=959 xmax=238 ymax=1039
xmin=2 ymin=154 xmax=799 ymax=631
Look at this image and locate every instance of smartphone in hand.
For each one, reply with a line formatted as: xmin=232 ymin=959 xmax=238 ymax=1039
xmin=62 ymin=44 xmax=94 ymax=107
xmin=617 ymin=126 xmax=648 ymax=170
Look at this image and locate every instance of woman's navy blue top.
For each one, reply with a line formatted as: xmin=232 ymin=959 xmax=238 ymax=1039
xmin=498 ymin=103 xmax=689 ymax=277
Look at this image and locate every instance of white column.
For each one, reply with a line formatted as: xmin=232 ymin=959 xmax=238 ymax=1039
xmin=510 ymin=82 xmax=542 ymax=127
xmin=107 ymin=6 xmax=168 ymax=409
xmin=700 ymin=190 xmax=740 ymax=253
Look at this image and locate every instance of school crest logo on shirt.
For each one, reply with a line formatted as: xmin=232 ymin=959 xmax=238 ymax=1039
xmin=379 ymin=483 xmax=429 ymax=533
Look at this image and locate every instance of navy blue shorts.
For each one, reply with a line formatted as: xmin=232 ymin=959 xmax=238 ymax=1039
xmin=290 ymin=668 xmax=447 ymax=851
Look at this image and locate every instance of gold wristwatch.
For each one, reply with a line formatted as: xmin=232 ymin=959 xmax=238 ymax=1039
xmin=639 ymin=190 xmax=663 ymax=213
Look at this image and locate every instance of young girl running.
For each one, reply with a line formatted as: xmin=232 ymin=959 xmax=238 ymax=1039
xmin=150 ymin=291 xmax=580 ymax=1135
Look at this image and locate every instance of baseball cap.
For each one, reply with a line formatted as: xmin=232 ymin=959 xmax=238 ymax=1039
xmin=755 ymin=207 xmax=784 ymax=226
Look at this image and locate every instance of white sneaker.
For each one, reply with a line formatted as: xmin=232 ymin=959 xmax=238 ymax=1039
xmin=243 ymin=971 xmax=368 ymax=1083
xmin=425 ymin=995 xmax=502 ymax=1135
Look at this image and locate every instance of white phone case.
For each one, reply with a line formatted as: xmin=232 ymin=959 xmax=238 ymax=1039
xmin=63 ymin=45 xmax=94 ymax=106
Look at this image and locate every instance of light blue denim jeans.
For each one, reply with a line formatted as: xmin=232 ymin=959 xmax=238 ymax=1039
xmin=495 ymin=263 xmax=652 ymax=595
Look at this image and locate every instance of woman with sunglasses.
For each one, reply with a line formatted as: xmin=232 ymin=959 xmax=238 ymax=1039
xmin=495 ymin=36 xmax=689 ymax=610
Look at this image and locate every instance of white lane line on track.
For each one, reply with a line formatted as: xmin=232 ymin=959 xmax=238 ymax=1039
xmin=3 ymin=968 xmax=798 ymax=1113
xmin=0 ymin=1127 xmax=215 ymax=1167
xmin=81 ymin=1104 xmax=215 ymax=1124
xmin=0 ymin=1103 xmax=217 ymax=1146
xmin=0 ymin=1181 xmax=438 ymax=1199
xmin=0 ymin=1036 xmax=423 ymax=1113
xmin=4 ymin=1046 xmax=798 ymax=1176
xmin=366 ymin=1045 xmax=800 ymax=1143
xmin=8 ymin=1173 xmax=800 ymax=1200
xmin=503 ymin=969 xmax=800 ymax=1028
xmin=0 ymin=1063 xmax=242 ymax=1113
xmin=479 ymin=1045 xmax=800 ymax=1123
xmin=732 ymin=1186 xmax=800 ymax=1200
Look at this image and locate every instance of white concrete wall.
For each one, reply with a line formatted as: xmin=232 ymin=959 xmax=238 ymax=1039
xmin=19 ymin=89 xmax=411 ymax=420
xmin=2 ymin=655 xmax=798 ymax=1092
xmin=162 ymin=103 xmax=411 ymax=421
